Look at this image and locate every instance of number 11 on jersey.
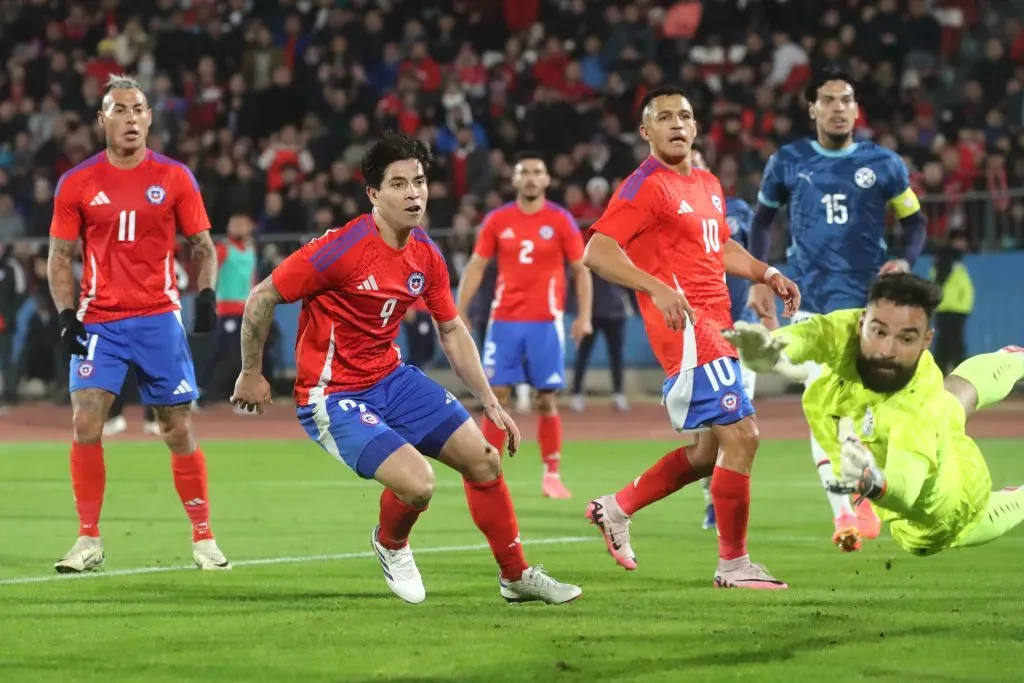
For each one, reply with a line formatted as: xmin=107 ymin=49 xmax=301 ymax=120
xmin=118 ymin=210 xmax=136 ymax=242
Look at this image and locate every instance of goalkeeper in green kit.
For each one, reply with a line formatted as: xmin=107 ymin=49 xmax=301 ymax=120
xmin=725 ymin=272 xmax=1024 ymax=556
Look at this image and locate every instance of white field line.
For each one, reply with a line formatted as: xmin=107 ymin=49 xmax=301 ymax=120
xmin=0 ymin=536 xmax=595 ymax=587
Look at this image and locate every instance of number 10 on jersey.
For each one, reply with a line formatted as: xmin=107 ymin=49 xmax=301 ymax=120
xmin=701 ymin=218 xmax=721 ymax=253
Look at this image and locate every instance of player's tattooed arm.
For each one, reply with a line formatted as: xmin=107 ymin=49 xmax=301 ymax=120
xmin=188 ymin=230 xmax=218 ymax=291
xmin=435 ymin=316 xmax=498 ymax=404
xmin=47 ymin=236 xmax=78 ymax=312
xmin=240 ymin=276 xmax=283 ymax=372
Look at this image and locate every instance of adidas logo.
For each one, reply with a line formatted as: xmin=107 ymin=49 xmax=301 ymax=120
xmin=89 ymin=191 xmax=111 ymax=206
xmin=183 ymin=498 xmax=207 ymax=507
xmin=357 ymin=275 xmax=379 ymax=291
xmin=172 ymin=379 xmax=194 ymax=396
xmin=677 ymin=200 xmax=694 ymax=214
xmin=545 ymin=372 xmax=563 ymax=384
xmin=499 ymin=227 xmax=515 ymax=239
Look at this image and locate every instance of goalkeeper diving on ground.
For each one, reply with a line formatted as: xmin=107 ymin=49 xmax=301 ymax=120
xmin=724 ymin=272 xmax=1024 ymax=556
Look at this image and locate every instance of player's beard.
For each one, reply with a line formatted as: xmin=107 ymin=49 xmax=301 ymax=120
xmin=855 ymin=352 xmax=918 ymax=394
xmin=822 ymin=128 xmax=852 ymax=149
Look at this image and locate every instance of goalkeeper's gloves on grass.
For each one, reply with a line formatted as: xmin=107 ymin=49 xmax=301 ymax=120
xmin=721 ymin=321 xmax=809 ymax=382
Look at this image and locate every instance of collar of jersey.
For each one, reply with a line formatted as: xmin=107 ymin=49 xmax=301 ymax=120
xmin=810 ymin=140 xmax=860 ymax=158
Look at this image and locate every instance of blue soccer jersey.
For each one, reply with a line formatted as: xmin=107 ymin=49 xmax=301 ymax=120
xmin=724 ymin=196 xmax=757 ymax=323
xmin=757 ymin=139 xmax=920 ymax=313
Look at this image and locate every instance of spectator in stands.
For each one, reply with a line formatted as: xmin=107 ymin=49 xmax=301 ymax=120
xmin=0 ymin=242 xmax=27 ymax=410
xmin=932 ymin=229 xmax=975 ymax=375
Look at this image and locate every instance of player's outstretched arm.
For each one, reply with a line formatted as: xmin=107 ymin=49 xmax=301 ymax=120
xmin=455 ymin=254 xmax=489 ymax=321
xmin=583 ymin=233 xmax=694 ymax=331
xmin=434 ymin=316 xmax=522 ymax=453
xmin=231 ymin=275 xmax=280 ymax=413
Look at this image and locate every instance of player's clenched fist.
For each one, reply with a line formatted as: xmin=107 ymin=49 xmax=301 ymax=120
xmin=231 ymin=370 xmax=272 ymax=414
xmin=650 ymin=281 xmax=696 ymax=331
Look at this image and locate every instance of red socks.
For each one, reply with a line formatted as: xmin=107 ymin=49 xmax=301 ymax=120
xmin=710 ymin=466 xmax=750 ymax=560
xmin=464 ymin=474 xmax=529 ymax=581
xmin=172 ymin=448 xmax=214 ymax=542
xmin=537 ymin=413 xmax=562 ymax=475
xmin=377 ymin=488 xmax=426 ymax=550
xmin=70 ymin=441 xmax=105 ymax=537
xmin=481 ymin=417 xmax=506 ymax=456
xmin=615 ymin=447 xmax=700 ymax=516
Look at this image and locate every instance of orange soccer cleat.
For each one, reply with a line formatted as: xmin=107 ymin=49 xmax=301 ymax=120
xmin=854 ymin=496 xmax=882 ymax=539
xmin=832 ymin=512 xmax=862 ymax=552
xmin=542 ymin=473 xmax=572 ymax=499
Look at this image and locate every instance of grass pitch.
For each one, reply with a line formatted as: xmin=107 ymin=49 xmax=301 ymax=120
xmin=1 ymin=438 xmax=1022 ymax=682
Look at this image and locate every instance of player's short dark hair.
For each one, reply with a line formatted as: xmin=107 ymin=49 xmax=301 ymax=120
xmin=804 ymin=69 xmax=858 ymax=104
xmin=512 ymin=150 xmax=546 ymax=166
xmin=361 ymin=132 xmax=433 ymax=190
xmin=639 ymin=85 xmax=689 ymax=121
xmin=868 ymin=273 xmax=943 ymax=320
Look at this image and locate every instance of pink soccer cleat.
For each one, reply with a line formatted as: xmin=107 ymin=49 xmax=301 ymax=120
xmin=542 ymin=473 xmax=572 ymax=499
xmin=832 ymin=512 xmax=862 ymax=552
xmin=854 ymin=496 xmax=882 ymax=539
xmin=999 ymin=345 xmax=1024 ymax=354
xmin=585 ymin=495 xmax=637 ymax=570
xmin=714 ymin=557 xmax=788 ymax=589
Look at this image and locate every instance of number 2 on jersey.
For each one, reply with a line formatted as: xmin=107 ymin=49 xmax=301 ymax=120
xmin=118 ymin=210 xmax=136 ymax=241
xmin=701 ymin=219 xmax=720 ymax=253
xmin=821 ymin=194 xmax=848 ymax=224
xmin=379 ymin=297 xmax=398 ymax=327
xmin=518 ymin=239 xmax=534 ymax=264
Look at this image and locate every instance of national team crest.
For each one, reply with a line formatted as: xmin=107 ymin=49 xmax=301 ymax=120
xmin=854 ymin=168 xmax=876 ymax=189
xmin=539 ymin=225 xmax=554 ymax=240
xmin=78 ymin=361 xmax=93 ymax=378
xmin=146 ymin=185 xmax=167 ymax=204
xmin=406 ymin=271 xmax=426 ymax=296
xmin=711 ymin=194 xmax=723 ymax=213
xmin=360 ymin=412 xmax=380 ymax=426
xmin=720 ymin=392 xmax=739 ymax=412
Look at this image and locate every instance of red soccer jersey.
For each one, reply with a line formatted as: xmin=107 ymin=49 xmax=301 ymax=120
xmin=49 ymin=150 xmax=211 ymax=324
xmin=591 ymin=156 xmax=736 ymax=376
xmin=272 ymin=214 xmax=457 ymax=404
xmin=473 ymin=200 xmax=584 ymax=322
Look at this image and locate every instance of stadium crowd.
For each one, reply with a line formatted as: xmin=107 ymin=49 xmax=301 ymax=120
xmin=1 ymin=0 xmax=1023 ymax=405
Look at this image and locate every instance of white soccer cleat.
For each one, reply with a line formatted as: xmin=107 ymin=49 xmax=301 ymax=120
xmin=612 ymin=393 xmax=630 ymax=412
xmin=499 ymin=565 xmax=582 ymax=604
xmin=102 ymin=415 xmax=128 ymax=436
xmin=570 ymin=394 xmax=586 ymax=413
xmin=370 ymin=525 xmax=426 ymax=604
xmin=193 ymin=539 xmax=232 ymax=570
xmin=55 ymin=536 xmax=105 ymax=574
xmin=142 ymin=421 xmax=161 ymax=436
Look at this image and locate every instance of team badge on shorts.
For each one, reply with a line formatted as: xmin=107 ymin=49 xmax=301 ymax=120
xmin=720 ymin=392 xmax=739 ymax=412
xmin=854 ymin=167 xmax=876 ymax=189
xmin=77 ymin=361 xmax=94 ymax=378
xmin=146 ymin=185 xmax=167 ymax=204
xmin=406 ymin=271 xmax=425 ymax=296
xmin=539 ymin=225 xmax=554 ymax=240
xmin=360 ymin=412 xmax=380 ymax=426
xmin=711 ymin=194 xmax=723 ymax=213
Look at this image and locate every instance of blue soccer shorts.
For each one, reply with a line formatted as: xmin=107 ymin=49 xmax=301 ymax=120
xmin=662 ymin=356 xmax=755 ymax=433
xmin=69 ymin=310 xmax=199 ymax=405
xmin=295 ymin=364 xmax=472 ymax=479
xmin=482 ymin=319 xmax=565 ymax=390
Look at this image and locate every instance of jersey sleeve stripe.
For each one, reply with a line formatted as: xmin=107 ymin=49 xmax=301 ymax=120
xmin=756 ymin=190 xmax=781 ymax=208
xmin=413 ymin=228 xmax=445 ymax=257
xmin=309 ymin=218 xmax=373 ymax=272
xmin=151 ymin=152 xmax=201 ymax=192
xmin=619 ymin=157 xmax=659 ymax=201
xmin=54 ymin=152 xmax=105 ymax=197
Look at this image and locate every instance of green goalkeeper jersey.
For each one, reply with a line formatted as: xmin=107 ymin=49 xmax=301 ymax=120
xmin=773 ymin=310 xmax=991 ymax=550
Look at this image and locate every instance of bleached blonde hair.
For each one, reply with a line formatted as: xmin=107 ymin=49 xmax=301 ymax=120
xmin=101 ymin=74 xmax=148 ymax=110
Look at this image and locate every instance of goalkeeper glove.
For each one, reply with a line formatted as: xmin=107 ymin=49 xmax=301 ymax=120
xmin=827 ymin=421 xmax=887 ymax=501
xmin=721 ymin=321 xmax=809 ymax=381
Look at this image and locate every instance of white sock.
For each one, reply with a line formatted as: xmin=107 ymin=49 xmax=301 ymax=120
xmin=811 ymin=432 xmax=854 ymax=518
xmin=800 ymin=361 xmax=854 ymax=519
xmin=701 ymin=475 xmax=712 ymax=505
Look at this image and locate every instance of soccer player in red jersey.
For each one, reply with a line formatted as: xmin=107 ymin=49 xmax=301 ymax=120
xmin=456 ymin=152 xmax=593 ymax=500
xmin=231 ymin=134 xmax=582 ymax=605
xmin=582 ymin=87 xmax=801 ymax=588
xmin=47 ymin=75 xmax=228 ymax=573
